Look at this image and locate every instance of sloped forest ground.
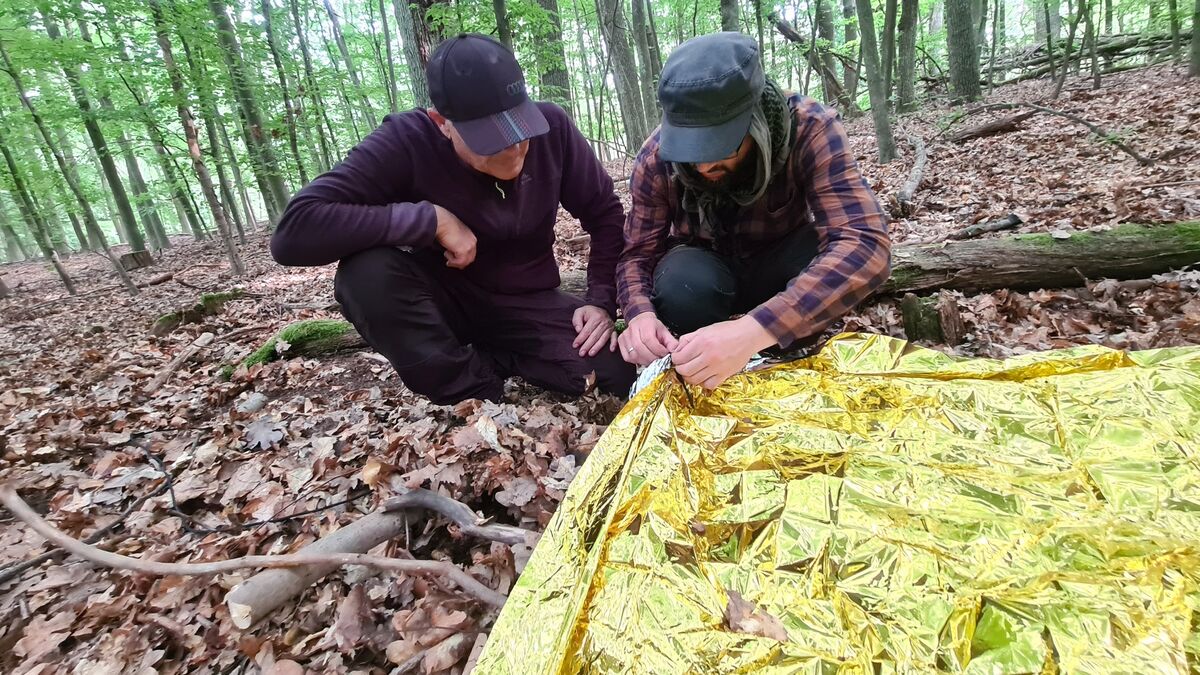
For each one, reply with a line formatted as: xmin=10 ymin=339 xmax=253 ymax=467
xmin=1 ymin=63 xmax=1199 ymax=674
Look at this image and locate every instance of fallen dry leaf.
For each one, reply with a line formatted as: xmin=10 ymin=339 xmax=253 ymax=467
xmin=724 ymin=590 xmax=789 ymax=642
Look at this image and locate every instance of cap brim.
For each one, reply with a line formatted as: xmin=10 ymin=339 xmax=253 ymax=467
xmin=454 ymin=98 xmax=550 ymax=156
xmin=658 ymin=107 xmax=753 ymax=164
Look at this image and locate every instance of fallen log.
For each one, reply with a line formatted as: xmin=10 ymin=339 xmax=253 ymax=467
xmin=950 ymin=110 xmax=1037 ymax=143
xmin=883 ymin=221 xmax=1200 ymax=295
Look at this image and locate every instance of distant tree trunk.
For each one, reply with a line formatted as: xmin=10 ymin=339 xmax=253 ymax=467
xmin=1051 ymin=0 xmax=1087 ymax=99
xmin=630 ymin=0 xmax=660 ymax=120
xmin=1042 ymin=0 xmax=1059 ymax=79
xmin=946 ymin=0 xmax=982 ymax=101
xmin=596 ymin=0 xmax=650 ymax=152
xmin=973 ymin=0 xmax=988 ymax=64
xmin=151 ymin=0 xmax=245 ymax=276
xmin=42 ymin=18 xmax=147 ymax=255
xmin=0 ymin=38 xmax=133 ymax=293
xmin=32 ymin=134 xmax=90 ymax=251
xmin=290 ymin=0 xmax=337 ymax=167
xmin=882 ymin=0 xmax=899 ymax=99
xmin=378 ymin=0 xmax=400 ymax=112
xmin=536 ymin=0 xmax=573 ymax=113
xmin=854 ymin=0 xmax=897 ymax=161
xmin=1191 ymin=0 xmax=1200 ymax=76
xmin=492 ymin=0 xmax=513 ymax=48
xmin=1 ymin=140 xmax=74 ymax=291
xmin=209 ymin=0 xmax=292 ymax=224
xmin=323 ymin=35 xmax=364 ymax=140
xmin=323 ymin=0 xmax=379 ymax=129
xmin=1167 ymin=0 xmax=1181 ymax=58
xmin=896 ymin=0 xmax=919 ymax=111
xmin=180 ymin=37 xmax=249 ymax=239
xmin=262 ymin=0 xmax=309 ymax=185
xmin=394 ymin=0 xmax=431 ymax=108
xmin=1084 ymin=0 xmax=1099 ymax=87
xmin=720 ymin=0 xmax=739 ymax=31
xmin=0 ymin=198 xmax=31 ymax=261
xmin=842 ymin=0 xmax=861 ymax=112
xmin=220 ymin=122 xmax=257 ymax=234
xmin=988 ymin=0 xmax=1001 ymax=92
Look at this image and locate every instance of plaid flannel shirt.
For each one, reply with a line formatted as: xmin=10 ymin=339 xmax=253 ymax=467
xmin=616 ymin=95 xmax=892 ymax=346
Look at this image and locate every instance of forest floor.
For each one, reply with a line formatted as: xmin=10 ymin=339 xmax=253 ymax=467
xmin=1 ymin=63 xmax=1199 ymax=675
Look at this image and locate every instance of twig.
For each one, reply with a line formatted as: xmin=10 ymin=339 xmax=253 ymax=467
xmin=897 ymin=135 xmax=928 ymax=212
xmin=382 ymin=488 xmax=538 ymax=546
xmin=219 ymin=324 xmax=271 ymax=343
xmin=0 ymin=478 xmax=171 ymax=587
xmin=0 ymin=484 xmax=506 ymax=608
xmin=144 ymin=332 xmax=216 ymax=394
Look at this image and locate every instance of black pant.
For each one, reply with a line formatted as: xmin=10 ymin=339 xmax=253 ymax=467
xmin=651 ymin=226 xmax=822 ymax=342
xmin=335 ymin=247 xmax=635 ymax=405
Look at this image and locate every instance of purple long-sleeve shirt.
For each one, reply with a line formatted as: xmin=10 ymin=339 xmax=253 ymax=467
xmin=271 ymin=103 xmax=625 ymax=314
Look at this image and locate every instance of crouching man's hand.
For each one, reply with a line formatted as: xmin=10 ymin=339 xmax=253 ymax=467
xmin=573 ymin=305 xmax=617 ymax=357
xmin=618 ymin=313 xmax=679 ymax=366
xmin=672 ymin=316 xmax=776 ymax=390
xmin=433 ymin=205 xmax=476 ymax=269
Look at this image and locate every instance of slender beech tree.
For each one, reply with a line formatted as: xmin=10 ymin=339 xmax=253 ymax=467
xmin=323 ymin=0 xmax=378 ymax=128
xmin=394 ymin=0 xmax=432 ymax=107
xmin=537 ymin=0 xmax=574 ymax=113
xmin=896 ymin=0 xmax=919 ymax=110
xmin=854 ymin=0 xmax=897 ymax=161
xmin=630 ymin=0 xmax=659 ymax=120
xmin=946 ymin=0 xmax=983 ymax=101
xmin=493 ymin=0 xmax=513 ymax=48
xmin=261 ymin=0 xmax=309 ymax=185
xmin=150 ymin=0 xmax=245 ymax=276
xmin=720 ymin=0 xmax=740 ymax=31
xmin=596 ymin=0 xmax=650 ymax=152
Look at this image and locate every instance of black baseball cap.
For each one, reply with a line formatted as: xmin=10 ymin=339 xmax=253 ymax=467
xmin=657 ymin=32 xmax=765 ymax=164
xmin=427 ymin=33 xmax=549 ymax=156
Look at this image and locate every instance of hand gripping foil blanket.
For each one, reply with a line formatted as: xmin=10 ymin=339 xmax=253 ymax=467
xmin=474 ymin=334 xmax=1200 ymax=674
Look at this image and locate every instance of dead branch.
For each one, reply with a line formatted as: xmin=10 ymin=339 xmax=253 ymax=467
xmin=897 ymin=135 xmax=928 ymax=213
xmin=947 ymin=102 xmax=1153 ymax=165
xmin=0 ymin=484 xmax=506 ymax=616
xmin=219 ymin=324 xmax=271 ymax=343
xmin=949 ymin=110 xmax=1038 ymax=143
xmin=145 ymin=332 xmax=215 ymax=394
xmin=382 ymin=488 xmax=538 ymax=547
xmin=947 ymin=213 xmax=1024 ymax=240
xmin=0 ymin=476 xmax=171 ymax=587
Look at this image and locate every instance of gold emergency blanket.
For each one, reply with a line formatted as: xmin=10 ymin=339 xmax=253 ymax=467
xmin=476 ymin=334 xmax=1200 ymax=674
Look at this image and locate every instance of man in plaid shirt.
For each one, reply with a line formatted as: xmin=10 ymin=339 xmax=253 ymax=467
xmin=617 ymin=32 xmax=891 ymax=390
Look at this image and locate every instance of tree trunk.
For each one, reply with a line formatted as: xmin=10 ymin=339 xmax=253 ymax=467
xmin=0 ymin=39 xmax=134 ymax=294
xmin=882 ymin=0 xmax=899 ymax=99
xmin=220 ymin=122 xmax=257 ymax=235
xmin=378 ymin=0 xmax=400 ymax=113
xmin=394 ymin=0 xmax=432 ymax=108
xmin=492 ymin=0 xmax=513 ymax=48
xmin=1085 ymin=0 xmax=1100 ymax=87
xmin=323 ymin=0 xmax=378 ymax=129
xmin=882 ymin=222 xmax=1200 ymax=295
xmin=262 ymin=0 xmax=309 ymax=185
xmin=720 ymin=0 xmax=740 ymax=31
xmin=988 ymin=0 xmax=1003 ymax=91
xmin=855 ymin=0 xmax=897 ymax=162
xmin=596 ymin=0 xmax=650 ymax=153
xmin=841 ymin=0 xmax=861 ymax=104
xmin=813 ymin=0 xmax=844 ymax=106
xmin=537 ymin=0 xmax=574 ymax=113
xmin=1167 ymin=0 xmax=1181 ymax=58
xmin=71 ymin=14 xmax=170 ymax=251
xmin=973 ymin=0 xmax=988 ymax=64
xmin=1051 ymin=0 xmax=1087 ymax=99
xmin=209 ymin=0 xmax=291 ymax=224
xmin=0 ymin=197 xmax=32 ymax=261
xmin=1043 ymin=0 xmax=1059 ymax=78
xmin=151 ymin=0 xmax=245 ymax=277
xmin=630 ymin=0 xmax=660 ymax=121
xmin=1191 ymin=0 xmax=1200 ymax=76
xmin=946 ymin=0 xmax=982 ymax=101
xmin=42 ymin=18 xmax=147 ymax=255
xmin=288 ymin=1 xmax=336 ymax=168
xmin=31 ymin=136 xmax=89 ymax=252
xmin=895 ymin=0 xmax=918 ymax=110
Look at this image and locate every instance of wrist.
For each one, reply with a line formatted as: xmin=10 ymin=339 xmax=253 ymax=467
xmin=734 ymin=315 xmax=777 ymax=353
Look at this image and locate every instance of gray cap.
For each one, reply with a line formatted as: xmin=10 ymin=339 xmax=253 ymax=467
xmin=657 ymin=32 xmax=764 ymax=164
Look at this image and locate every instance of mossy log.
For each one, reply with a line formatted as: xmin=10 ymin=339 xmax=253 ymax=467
xmin=152 ymin=290 xmax=245 ymax=336
xmin=900 ymin=292 xmax=965 ymax=345
xmin=243 ymin=319 xmax=366 ymax=367
xmin=882 ymin=222 xmax=1200 ymax=295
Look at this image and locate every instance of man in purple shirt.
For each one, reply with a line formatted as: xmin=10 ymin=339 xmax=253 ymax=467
xmin=271 ymin=34 xmax=635 ymax=405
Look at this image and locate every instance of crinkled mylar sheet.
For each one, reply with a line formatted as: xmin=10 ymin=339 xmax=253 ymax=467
xmin=476 ymin=334 xmax=1200 ymax=674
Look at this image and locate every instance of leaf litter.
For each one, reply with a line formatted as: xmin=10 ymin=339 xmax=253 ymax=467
xmin=1 ymin=64 xmax=1199 ymax=673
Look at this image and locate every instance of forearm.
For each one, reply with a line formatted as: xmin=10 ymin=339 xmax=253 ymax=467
xmin=271 ymin=196 xmax=437 ymax=267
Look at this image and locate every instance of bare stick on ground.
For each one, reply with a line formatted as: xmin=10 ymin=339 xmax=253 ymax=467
xmin=0 ymin=485 xmax=506 ymax=622
xmin=145 ymin=332 xmax=215 ymax=393
xmin=949 ymin=110 xmax=1038 ymax=143
xmin=382 ymin=488 xmax=539 ymax=546
xmin=897 ymin=135 xmax=928 ymax=213
xmin=944 ymin=102 xmax=1154 ymax=165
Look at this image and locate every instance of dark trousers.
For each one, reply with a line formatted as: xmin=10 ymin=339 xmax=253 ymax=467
xmin=335 ymin=247 xmax=636 ymax=405
xmin=652 ymin=226 xmax=822 ymax=340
